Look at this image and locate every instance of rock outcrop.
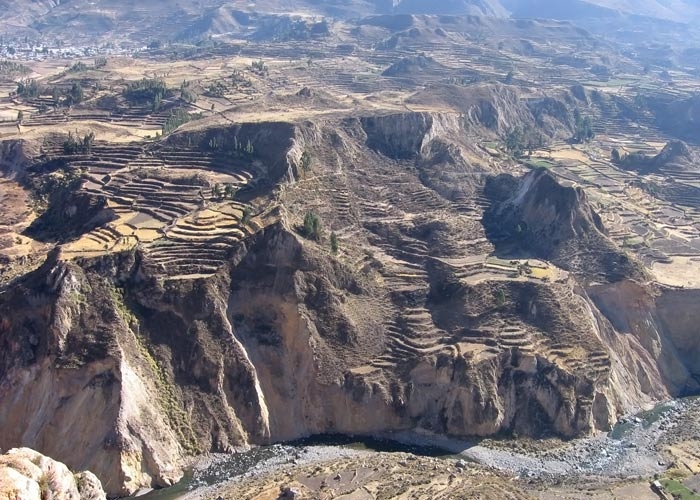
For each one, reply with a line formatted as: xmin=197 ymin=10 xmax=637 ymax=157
xmin=0 ymin=221 xmax=658 ymax=495
xmin=0 ymin=448 xmax=105 ymax=500
xmin=0 ymin=112 xmax=694 ymax=497
xmin=483 ymin=167 xmax=644 ymax=283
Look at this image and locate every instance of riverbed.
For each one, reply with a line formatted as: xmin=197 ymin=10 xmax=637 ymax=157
xmin=138 ymin=396 xmax=700 ymax=499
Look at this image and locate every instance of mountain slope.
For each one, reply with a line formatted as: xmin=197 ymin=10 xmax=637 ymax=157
xmin=502 ymin=0 xmax=700 ymax=22
xmin=391 ymin=0 xmax=508 ymax=16
xmin=2 ymin=0 xmax=699 ymax=42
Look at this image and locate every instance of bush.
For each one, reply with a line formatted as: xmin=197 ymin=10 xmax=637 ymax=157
xmin=302 ymin=212 xmax=321 ymax=241
xmin=16 ymin=79 xmax=40 ymax=98
xmin=124 ymin=78 xmax=169 ymax=104
xmin=330 ymin=231 xmax=338 ymax=254
xmin=63 ymin=130 xmax=95 ymax=155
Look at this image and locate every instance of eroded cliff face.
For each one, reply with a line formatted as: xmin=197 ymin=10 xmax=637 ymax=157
xmin=0 ymin=139 xmax=34 ymax=178
xmin=589 ymin=281 xmax=700 ymax=396
xmin=0 ymin=447 xmax=106 ymax=500
xmin=483 ymin=168 xmax=645 ymax=284
xmin=0 ymin=251 xmax=184 ymax=495
xmin=0 ymin=222 xmax=638 ymax=495
xmin=1 ymin=110 xmax=699 ymax=496
xmin=225 ymin=226 xmax=613 ymax=440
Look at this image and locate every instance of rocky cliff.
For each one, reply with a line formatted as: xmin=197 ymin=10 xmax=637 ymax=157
xmin=0 ymin=219 xmax=674 ymax=495
xmin=483 ymin=167 xmax=644 ymax=283
xmin=0 ymin=226 xmax=611 ymax=494
xmin=0 ymin=110 xmax=698 ymax=496
xmin=0 ymin=448 xmax=105 ymax=500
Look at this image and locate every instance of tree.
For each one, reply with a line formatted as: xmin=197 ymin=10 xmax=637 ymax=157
xmin=224 ymin=184 xmax=236 ymax=199
xmin=16 ymin=79 xmax=39 ymax=98
xmin=241 ymin=206 xmax=252 ymax=225
xmin=496 ymin=288 xmax=506 ymax=307
xmin=212 ymin=183 xmax=221 ymax=199
xmin=300 ymin=151 xmax=312 ymax=171
xmin=504 ymin=70 xmax=514 ymax=84
xmin=62 ymin=130 xmax=94 ymax=155
xmin=251 ymin=59 xmax=268 ymax=75
xmin=330 ymin=231 xmax=339 ymax=254
xmin=66 ymin=82 xmax=84 ymax=106
xmin=573 ymin=109 xmax=595 ymax=143
xmin=51 ymin=86 xmax=60 ymax=105
xmin=302 ymin=212 xmax=321 ymax=241
xmin=16 ymin=110 xmax=23 ymax=123
xmin=82 ymin=131 xmax=95 ymax=154
xmin=611 ymin=148 xmax=622 ymax=163
xmin=245 ymin=139 xmax=254 ymax=155
xmin=180 ymin=80 xmax=197 ymax=103
xmin=152 ymin=93 xmax=161 ymax=112
xmin=505 ymin=127 xmax=524 ymax=157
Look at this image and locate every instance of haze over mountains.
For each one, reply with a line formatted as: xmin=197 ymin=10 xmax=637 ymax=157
xmin=2 ymin=0 xmax=700 ymax=41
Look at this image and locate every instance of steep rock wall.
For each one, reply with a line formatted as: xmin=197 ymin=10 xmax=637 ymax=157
xmin=483 ymin=168 xmax=645 ymax=283
xmin=0 ymin=224 xmax=635 ymax=494
xmin=589 ymin=281 xmax=700 ymax=396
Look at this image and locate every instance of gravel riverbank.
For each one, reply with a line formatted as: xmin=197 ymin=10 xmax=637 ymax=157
xmin=143 ymin=396 xmax=700 ymax=499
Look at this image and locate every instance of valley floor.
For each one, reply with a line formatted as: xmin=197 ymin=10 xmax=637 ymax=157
xmin=156 ymin=397 xmax=700 ymax=500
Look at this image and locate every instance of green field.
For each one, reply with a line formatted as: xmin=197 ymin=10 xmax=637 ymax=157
xmin=661 ymin=478 xmax=700 ymax=500
xmin=526 ymin=159 xmax=556 ymax=169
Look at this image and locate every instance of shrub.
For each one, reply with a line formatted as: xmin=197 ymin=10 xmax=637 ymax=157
xmin=302 ymin=212 xmax=321 ymax=241
xmin=16 ymin=79 xmax=40 ymax=98
xmin=300 ymin=151 xmax=312 ymax=171
xmin=330 ymin=231 xmax=339 ymax=254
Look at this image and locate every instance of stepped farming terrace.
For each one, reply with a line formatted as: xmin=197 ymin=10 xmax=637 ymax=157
xmin=4 ymin=12 xmax=700 ymax=499
xmin=0 ymin=13 xmax=699 ymax=377
xmin=0 ymin=12 xmax=699 ymax=316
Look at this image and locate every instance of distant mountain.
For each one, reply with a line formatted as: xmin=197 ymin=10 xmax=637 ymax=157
xmin=1 ymin=0 xmax=699 ymax=42
xmin=389 ymin=0 xmax=508 ymax=16
xmin=501 ymin=0 xmax=700 ymax=23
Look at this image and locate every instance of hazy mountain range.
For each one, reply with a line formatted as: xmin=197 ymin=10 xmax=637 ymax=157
xmin=1 ymin=0 xmax=699 ymax=41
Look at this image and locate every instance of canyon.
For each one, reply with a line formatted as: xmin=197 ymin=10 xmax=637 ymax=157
xmin=0 ymin=2 xmax=700 ymax=498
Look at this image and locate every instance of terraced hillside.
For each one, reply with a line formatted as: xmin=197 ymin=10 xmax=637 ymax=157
xmin=2 ymin=9 xmax=700 ymax=499
xmin=26 ymin=133 xmax=271 ymax=281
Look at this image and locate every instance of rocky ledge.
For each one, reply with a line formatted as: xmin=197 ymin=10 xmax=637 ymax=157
xmin=0 ymin=448 xmax=105 ymax=500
